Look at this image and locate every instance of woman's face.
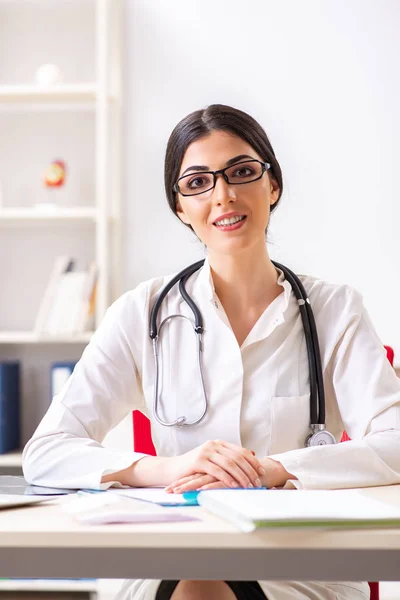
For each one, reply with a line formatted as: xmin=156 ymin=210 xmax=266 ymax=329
xmin=175 ymin=130 xmax=280 ymax=257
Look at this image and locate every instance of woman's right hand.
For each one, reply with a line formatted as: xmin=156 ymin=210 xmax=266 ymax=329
xmin=166 ymin=440 xmax=265 ymax=489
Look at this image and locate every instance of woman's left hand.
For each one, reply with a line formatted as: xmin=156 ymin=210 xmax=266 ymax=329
xmin=165 ymin=457 xmax=296 ymax=493
xmin=165 ymin=473 xmax=224 ymax=492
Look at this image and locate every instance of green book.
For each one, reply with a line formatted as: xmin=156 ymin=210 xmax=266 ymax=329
xmin=197 ymin=489 xmax=400 ymax=532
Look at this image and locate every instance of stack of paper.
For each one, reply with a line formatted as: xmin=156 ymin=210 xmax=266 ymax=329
xmin=64 ymin=492 xmax=199 ymax=525
xmin=197 ymin=489 xmax=400 ymax=532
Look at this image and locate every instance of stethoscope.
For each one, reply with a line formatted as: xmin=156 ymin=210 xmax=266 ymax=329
xmin=149 ymin=260 xmax=336 ymax=448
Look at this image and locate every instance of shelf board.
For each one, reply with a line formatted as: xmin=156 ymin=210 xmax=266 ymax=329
xmin=0 ymin=579 xmax=97 ymax=592
xmin=0 ymin=83 xmax=98 ymax=103
xmin=0 ymin=331 xmax=93 ymax=344
xmin=0 ymin=206 xmax=97 ymax=224
xmin=0 ymin=451 xmax=22 ymax=468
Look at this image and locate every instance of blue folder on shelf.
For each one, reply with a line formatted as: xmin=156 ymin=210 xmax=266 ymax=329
xmin=0 ymin=362 xmax=20 ymax=454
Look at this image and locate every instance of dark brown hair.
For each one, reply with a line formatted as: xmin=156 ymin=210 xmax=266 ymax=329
xmin=164 ymin=104 xmax=283 ymax=232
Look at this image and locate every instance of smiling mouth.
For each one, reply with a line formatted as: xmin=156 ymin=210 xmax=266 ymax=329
xmin=213 ymin=215 xmax=246 ymax=227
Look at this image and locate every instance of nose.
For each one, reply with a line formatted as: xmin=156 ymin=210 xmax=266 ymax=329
xmin=211 ymin=173 xmax=236 ymax=205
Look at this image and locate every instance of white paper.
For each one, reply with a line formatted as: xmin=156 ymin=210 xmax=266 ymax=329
xmin=107 ymin=487 xmax=188 ymax=505
xmin=64 ymin=491 xmax=198 ymax=525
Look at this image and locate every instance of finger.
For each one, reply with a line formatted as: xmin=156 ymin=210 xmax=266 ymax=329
xmin=218 ymin=447 xmax=262 ymax=487
xmin=209 ymin=451 xmax=256 ymax=488
xmin=198 ymin=481 xmax=228 ymax=490
xmin=167 ymin=474 xmax=215 ymax=492
xmin=194 ymin=457 xmax=241 ymax=488
xmin=173 ymin=475 xmax=217 ymax=493
xmin=165 ymin=474 xmax=199 ymax=492
xmin=218 ymin=441 xmax=265 ymax=476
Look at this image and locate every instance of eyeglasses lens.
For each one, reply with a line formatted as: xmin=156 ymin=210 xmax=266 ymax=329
xmin=177 ymin=161 xmax=263 ymax=196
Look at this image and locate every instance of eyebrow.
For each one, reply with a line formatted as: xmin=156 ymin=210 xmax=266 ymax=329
xmin=180 ymin=154 xmax=255 ymax=176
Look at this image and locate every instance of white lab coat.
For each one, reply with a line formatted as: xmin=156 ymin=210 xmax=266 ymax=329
xmin=23 ymin=259 xmax=400 ymax=599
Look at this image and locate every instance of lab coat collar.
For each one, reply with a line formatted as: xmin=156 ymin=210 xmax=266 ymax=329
xmin=194 ymin=256 xmax=293 ymax=316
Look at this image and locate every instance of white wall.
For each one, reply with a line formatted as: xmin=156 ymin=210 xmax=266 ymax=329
xmin=123 ymin=0 xmax=400 ymax=358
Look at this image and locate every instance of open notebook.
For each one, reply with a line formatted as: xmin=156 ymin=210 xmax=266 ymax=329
xmin=197 ymin=489 xmax=400 ymax=532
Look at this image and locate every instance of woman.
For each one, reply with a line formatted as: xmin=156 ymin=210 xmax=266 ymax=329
xmin=23 ymin=104 xmax=400 ymax=600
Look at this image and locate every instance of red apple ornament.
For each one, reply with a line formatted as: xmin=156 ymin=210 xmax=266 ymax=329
xmin=43 ymin=160 xmax=66 ymax=188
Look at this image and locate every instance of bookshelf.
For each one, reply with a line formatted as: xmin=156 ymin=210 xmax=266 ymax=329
xmin=0 ymin=0 xmax=123 ymax=480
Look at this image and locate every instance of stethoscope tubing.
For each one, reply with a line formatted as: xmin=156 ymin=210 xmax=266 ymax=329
xmin=272 ymin=261 xmax=326 ymax=426
xmin=149 ymin=259 xmax=327 ymax=430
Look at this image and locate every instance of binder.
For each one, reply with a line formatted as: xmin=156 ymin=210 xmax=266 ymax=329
xmin=50 ymin=362 xmax=76 ymax=400
xmin=0 ymin=362 xmax=20 ymax=454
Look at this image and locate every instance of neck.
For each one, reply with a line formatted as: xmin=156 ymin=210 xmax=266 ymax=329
xmin=208 ymin=242 xmax=280 ymax=309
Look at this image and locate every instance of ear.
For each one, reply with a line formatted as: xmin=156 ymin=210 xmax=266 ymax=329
xmin=176 ymin=199 xmax=191 ymax=225
xmin=269 ymin=177 xmax=280 ymax=206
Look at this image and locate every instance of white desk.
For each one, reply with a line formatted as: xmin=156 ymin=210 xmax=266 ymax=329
xmin=0 ymin=485 xmax=400 ymax=582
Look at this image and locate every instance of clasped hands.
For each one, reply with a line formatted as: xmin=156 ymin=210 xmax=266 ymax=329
xmin=165 ymin=439 xmax=295 ymax=494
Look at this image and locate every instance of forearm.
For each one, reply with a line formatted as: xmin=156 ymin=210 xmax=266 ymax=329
xmin=101 ymin=455 xmax=178 ymax=487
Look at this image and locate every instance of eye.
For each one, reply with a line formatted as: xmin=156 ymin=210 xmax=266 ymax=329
xmin=187 ymin=174 xmax=212 ymax=189
xmin=189 ymin=177 xmax=206 ymax=188
xmin=234 ymin=166 xmax=255 ymax=178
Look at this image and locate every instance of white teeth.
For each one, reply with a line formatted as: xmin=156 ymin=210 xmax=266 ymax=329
xmin=215 ymin=215 xmax=245 ymax=226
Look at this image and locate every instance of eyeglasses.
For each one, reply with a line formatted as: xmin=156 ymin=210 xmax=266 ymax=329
xmin=173 ymin=159 xmax=271 ymax=197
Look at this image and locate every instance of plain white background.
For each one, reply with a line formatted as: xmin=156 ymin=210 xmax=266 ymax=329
xmin=123 ymin=0 xmax=400 ymax=357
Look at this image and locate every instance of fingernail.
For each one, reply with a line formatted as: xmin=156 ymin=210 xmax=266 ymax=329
xmin=255 ymin=478 xmax=261 ymax=487
xmin=258 ymin=467 xmax=265 ymax=475
xmin=173 ymin=487 xmax=181 ymax=493
xmin=248 ymin=482 xmax=254 ymax=488
xmin=230 ymin=481 xmax=238 ymax=488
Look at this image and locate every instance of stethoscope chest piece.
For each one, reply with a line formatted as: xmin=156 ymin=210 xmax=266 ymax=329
xmin=306 ymin=429 xmax=336 ymax=447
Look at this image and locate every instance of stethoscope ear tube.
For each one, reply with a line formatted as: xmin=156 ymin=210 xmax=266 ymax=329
xmin=150 ymin=260 xmax=205 ymax=338
xmin=277 ymin=263 xmax=327 ymax=426
xmin=272 ymin=261 xmax=319 ymax=427
xmin=179 ymin=275 xmax=204 ymax=333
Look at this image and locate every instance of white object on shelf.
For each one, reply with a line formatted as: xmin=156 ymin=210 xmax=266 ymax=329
xmin=35 ymin=63 xmax=63 ymax=86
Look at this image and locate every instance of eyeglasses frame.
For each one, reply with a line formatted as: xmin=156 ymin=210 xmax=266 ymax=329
xmin=173 ymin=159 xmax=271 ymax=197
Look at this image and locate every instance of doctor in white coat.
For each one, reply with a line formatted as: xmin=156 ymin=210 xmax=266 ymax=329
xmin=23 ymin=104 xmax=400 ymax=600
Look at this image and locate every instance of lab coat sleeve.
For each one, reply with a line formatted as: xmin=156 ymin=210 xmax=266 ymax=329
xmin=22 ymin=284 xmax=151 ymax=490
xmin=269 ymin=287 xmax=400 ymax=490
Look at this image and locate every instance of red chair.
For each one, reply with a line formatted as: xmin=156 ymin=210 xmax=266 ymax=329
xmin=132 ymin=410 xmax=156 ymax=455
xmin=133 ymin=346 xmax=395 ymax=600
xmin=339 ymin=345 xmax=394 ymax=600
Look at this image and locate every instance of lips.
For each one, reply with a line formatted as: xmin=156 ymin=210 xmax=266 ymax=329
xmin=212 ymin=212 xmax=246 ymax=226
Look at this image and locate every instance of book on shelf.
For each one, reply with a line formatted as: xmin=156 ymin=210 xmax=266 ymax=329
xmin=34 ymin=256 xmax=98 ymax=337
xmin=0 ymin=362 xmax=20 ymax=455
xmin=50 ymin=361 xmax=77 ymax=400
